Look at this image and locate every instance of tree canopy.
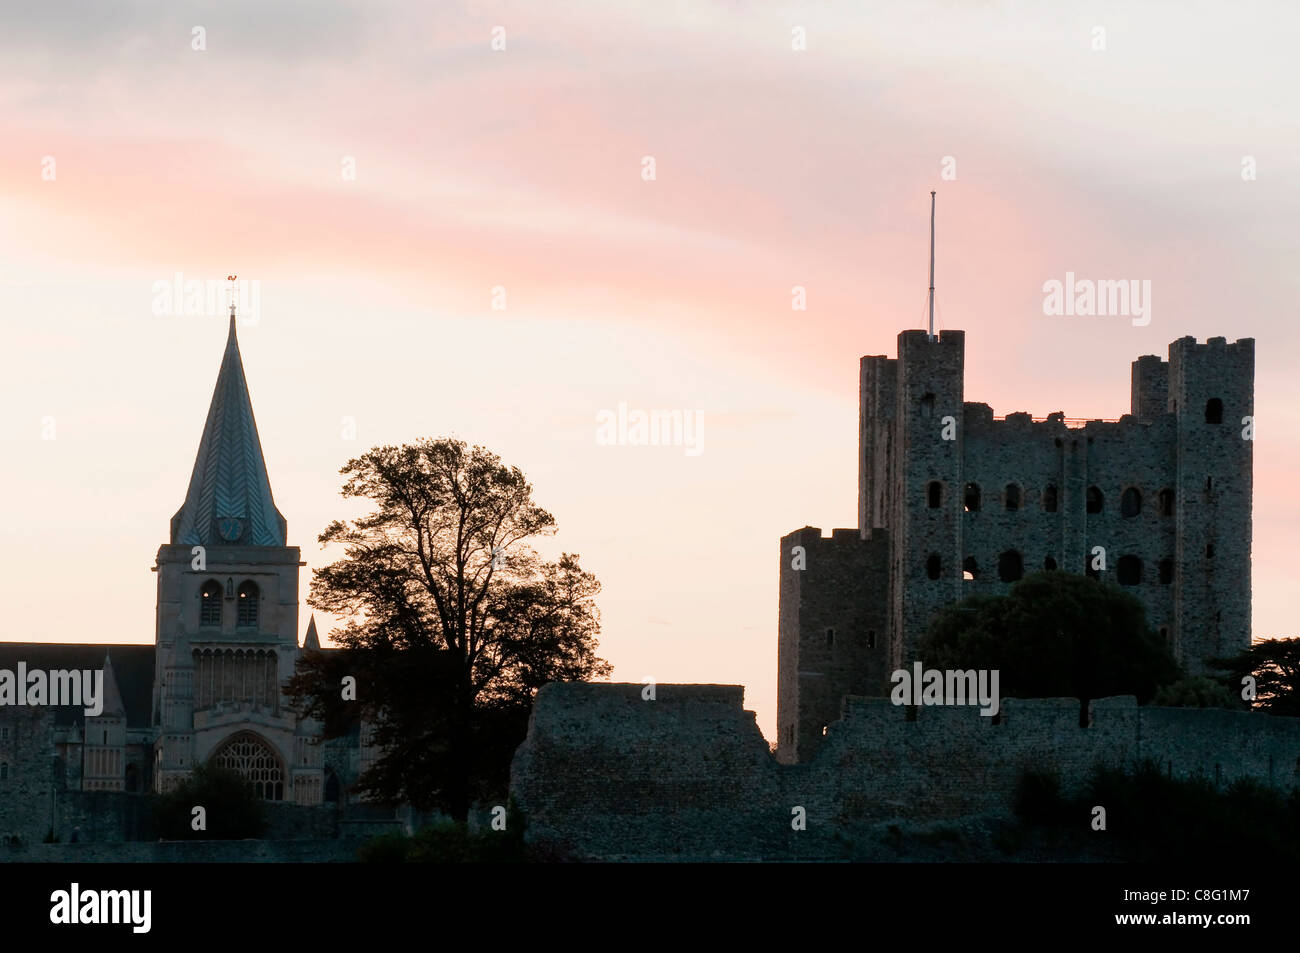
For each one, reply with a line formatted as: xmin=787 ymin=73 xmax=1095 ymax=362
xmin=153 ymin=764 xmax=267 ymax=840
xmin=1208 ymin=636 xmax=1300 ymax=716
xmin=918 ymin=571 xmax=1179 ymax=720
xmin=287 ymin=438 xmax=610 ymax=819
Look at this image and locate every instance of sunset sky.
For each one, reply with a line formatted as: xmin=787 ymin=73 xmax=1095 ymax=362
xmin=3 ymin=1 xmax=1297 ymax=740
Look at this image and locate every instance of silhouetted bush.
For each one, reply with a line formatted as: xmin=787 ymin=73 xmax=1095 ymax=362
xmin=357 ymin=802 xmax=546 ymax=862
xmin=1014 ymin=760 xmax=1300 ymax=862
xmin=153 ymin=764 xmax=267 ymax=840
xmin=1012 ymin=768 xmax=1068 ymax=826
xmin=1151 ymin=676 xmax=1241 ymax=710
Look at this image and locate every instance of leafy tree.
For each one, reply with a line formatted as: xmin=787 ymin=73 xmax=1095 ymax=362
xmin=1207 ymin=636 xmax=1300 ymax=716
xmin=1151 ymin=675 xmax=1241 ymax=710
xmin=153 ymin=764 xmax=267 ymax=840
xmin=287 ymin=438 xmax=610 ymax=821
xmin=918 ymin=571 xmax=1179 ymax=722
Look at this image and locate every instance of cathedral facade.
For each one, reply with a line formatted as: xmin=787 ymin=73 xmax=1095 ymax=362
xmin=0 ymin=314 xmax=366 ymax=841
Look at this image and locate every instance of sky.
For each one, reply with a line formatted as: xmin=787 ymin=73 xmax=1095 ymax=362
xmin=2 ymin=1 xmax=1297 ymax=741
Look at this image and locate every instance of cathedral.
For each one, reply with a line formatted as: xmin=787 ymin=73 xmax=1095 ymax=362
xmin=0 ymin=311 xmax=366 ymax=840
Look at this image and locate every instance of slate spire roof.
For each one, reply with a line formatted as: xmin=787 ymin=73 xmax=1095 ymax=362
xmin=303 ymin=614 xmax=320 ymax=651
xmin=101 ymin=651 xmax=126 ymax=717
xmin=170 ymin=314 xmax=287 ymax=547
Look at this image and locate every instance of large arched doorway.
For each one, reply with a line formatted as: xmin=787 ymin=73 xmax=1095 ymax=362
xmin=209 ymin=731 xmax=284 ymax=801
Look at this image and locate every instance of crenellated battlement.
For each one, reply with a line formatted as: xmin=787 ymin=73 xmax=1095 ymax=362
xmin=781 ymin=327 xmax=1254 ymax=763
xmin=510 ymin=683 xmax=1300 ymax=860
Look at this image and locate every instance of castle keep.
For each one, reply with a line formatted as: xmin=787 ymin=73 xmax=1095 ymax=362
xmin=778 ymin=330 xmax=1253 ymax=763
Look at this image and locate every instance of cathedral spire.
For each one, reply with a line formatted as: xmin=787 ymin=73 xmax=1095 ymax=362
xmin=170 ymin=314 xmax=287 ymax=547
xmin=302 ymin=614 xmax=320 ymax=651
xmin=100 ymin=652 xmax=126 ymax=717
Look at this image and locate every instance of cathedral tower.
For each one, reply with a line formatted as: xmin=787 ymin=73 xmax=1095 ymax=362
xmin=151 ymin=314 xmax=319 ymax=802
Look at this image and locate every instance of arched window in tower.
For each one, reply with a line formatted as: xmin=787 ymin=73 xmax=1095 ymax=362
xmin=963 ymin=483 xmax=981 ymax=512
xmin=926 ymin=553 xmax=942 ymax=580
xmin=1157 ymin=488 xmax=1175 ymax=516
xmin=1117 ymin=555 xmax=1143 ymax=586
xmin=962 ymin=556 xmax=979 ymax=580
xmin=1004 ymin=484 xmax=1021 ymax=511
xmin=200 ymin=581 xmax=222 ymax=627
xmin=920 ymin=392 xmax=935 ymax=419
xmin=1205 ymin=398 xmax=1223 ymax=424
xmin=997 ymin=550 xmax=1023 ymax=583
xmin=324 ymin=768 xmax=340 ymax=804
xmin=1086 ymin=486 xmax=1104 ymax=514
xmin=1043 ymin=556 xmax=1057 ymax=571
xmin=210 ymin=731 xmax=284 ymax=801
xmin=927 ymin=481 xmax=943 ymax=508
xmin=1042 ymin=484 xmax=1059 ymax=513
xmin=237 ymin=581 xmax=259 ymax=628
xmin=1120 ymin=487 xmax=1142 ymax=518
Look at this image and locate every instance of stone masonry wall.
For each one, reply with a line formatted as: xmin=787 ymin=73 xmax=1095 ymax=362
xmin=777 ymin=527 xmax=889 ymax=765
xmin=0 ymin=709 xmax=57 ymax=844
xmin=510 ymin=683 xmax=1300 ymax=861
xmin=2 ymin=839 xmax=366 ymax=863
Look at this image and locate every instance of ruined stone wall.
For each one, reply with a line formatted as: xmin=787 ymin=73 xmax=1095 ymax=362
xmin=0 ymin=709 xmax=57 ymax=843
xmin=510 ymin=683 xmax=790 ymax=860
xmin=510 ymin=683 xmax=1300 ymax=861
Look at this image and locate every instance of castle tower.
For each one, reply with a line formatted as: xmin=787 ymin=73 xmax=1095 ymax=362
xmin=780 ymin=328 xmax=1255 ymax=762
xmin=1168 ymin=336 xmax=1254 ymax=671
xmin=886 ymin=329 xmax=966 ymax=669
xmin=151 ymin=314 xmax=306 ymax=799
xmin=776 ymin=527 xmax=888 ymax=763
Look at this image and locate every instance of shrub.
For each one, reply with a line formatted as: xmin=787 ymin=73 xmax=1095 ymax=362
xmin=152 ymin=764 xmax=267 ymax=840
xmin=1012 ymin=768 xmax=1067 ymax=826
